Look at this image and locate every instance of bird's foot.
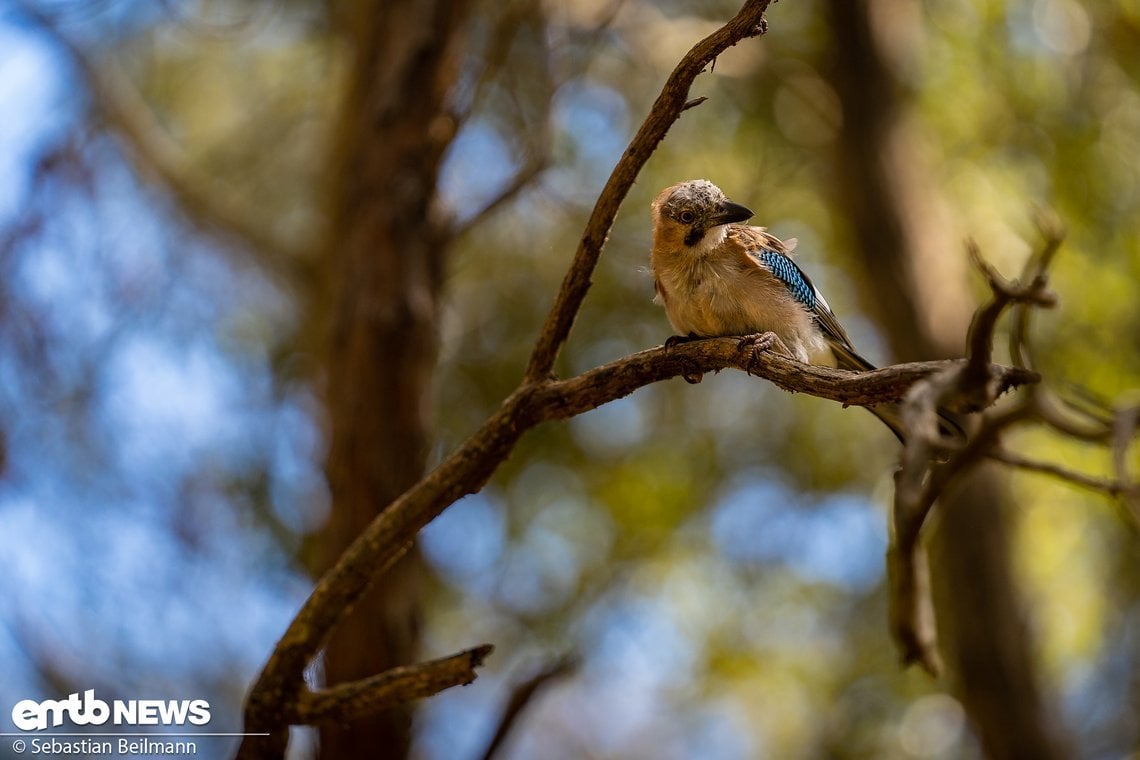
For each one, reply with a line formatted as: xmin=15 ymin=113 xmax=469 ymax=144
xmin=663 ymin=333 xmax=704 ymax=383
xmin=737 ymin=331 xmax=788 ymax=375
xmin=664 ymin=332 xmax=699 ymax=351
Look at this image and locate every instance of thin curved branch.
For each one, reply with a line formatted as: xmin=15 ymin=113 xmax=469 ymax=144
xmin=523 ymin=0 xmax=773 ymax=381
xmin=452 ymin=156 xmax=549 ymax=237
xmin=890 ymin=399 xmax=1034 ymax=675
xmin=962 ymin=239 xmax=1056 ymax=405
xmin=451 ymin=0 xmax=554 ymax=238
xmin=1008 ymin=215 xmax=1064 ymax=371
xmin=1035 ymin=391 xmax=1115 ymax=442
xmin=991 ymin=447 xmax=1135 ymax=499
xmin=480 ymin=655 xmax=578 ymax=760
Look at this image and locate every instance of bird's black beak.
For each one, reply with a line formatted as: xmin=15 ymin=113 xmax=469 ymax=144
xmin=709 ymin=200 xmax=754 ymax=226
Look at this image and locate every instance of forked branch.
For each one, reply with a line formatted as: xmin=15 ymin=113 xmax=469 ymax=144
xmin=887 ymin=234 xmax=1140 ymax=674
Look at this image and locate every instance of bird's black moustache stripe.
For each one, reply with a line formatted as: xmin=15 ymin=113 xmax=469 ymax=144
xmin=684 ymin=228 xmax=704 ymax=246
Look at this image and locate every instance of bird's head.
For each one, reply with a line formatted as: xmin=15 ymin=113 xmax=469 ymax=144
xmin=651 ymin=179 xmax=754 ymax=251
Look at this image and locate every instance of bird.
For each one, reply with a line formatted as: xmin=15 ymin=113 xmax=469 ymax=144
xmin=650 ymin=178 xmax=963 ymax=444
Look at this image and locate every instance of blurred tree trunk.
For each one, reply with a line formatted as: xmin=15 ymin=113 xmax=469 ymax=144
xmin=312 ymin=0 xmax=470 ymax=757
xmin=822 ymin=1 xmax=1071 ymax=758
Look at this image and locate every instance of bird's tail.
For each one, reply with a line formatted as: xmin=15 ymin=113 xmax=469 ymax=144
xmin=831 ymin=341 xmax=966 ymax=445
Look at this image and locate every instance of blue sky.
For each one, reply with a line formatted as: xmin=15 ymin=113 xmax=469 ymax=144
xmin=0 ymin=14 xmax=311 ymax=752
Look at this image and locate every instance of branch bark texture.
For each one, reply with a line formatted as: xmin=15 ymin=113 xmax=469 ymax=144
xmin=297 ymin=645 xmax=494 ymax=725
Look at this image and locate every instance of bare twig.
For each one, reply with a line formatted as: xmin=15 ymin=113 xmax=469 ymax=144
xmin=453 ymin=155 xmax=549 ymax=238
xmin=451 ymin=0 xmax=554 ymax=238
xmin=991 ymin=447 xmax=1132 ymax=498
xmin=890 ymin=400 xmax=1032 ymax=675
xmin=1056 ymin=383 xmax=1117 ymax=428
xmin=480 ymin=655 xmax=578 ymax=760
xmin=888 ymin=237 xmax=1063 ymax=675
xmin=887 ymin=540 xmax=940 ymax=676
xmin=1008 ymin=215 xmax=1064 ymax=370
xmin=1035 ymin=391 xmax=1114 ymax=443
xmin=962 ymin=240 xmax=1056 ymax=407
xmin=295 ymin=645 xmax=494 ymax=724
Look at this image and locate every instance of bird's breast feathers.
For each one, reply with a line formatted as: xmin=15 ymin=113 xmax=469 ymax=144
xmin=652 ymin=225 xmax=826 ymax=362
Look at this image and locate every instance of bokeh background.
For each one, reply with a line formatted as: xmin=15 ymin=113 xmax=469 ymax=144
xmin=0 ymin=0 xmax=1138 ymax=758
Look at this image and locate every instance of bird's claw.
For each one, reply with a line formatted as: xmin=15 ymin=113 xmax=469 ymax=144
xmin=737 ymin=332 xmax=780 ymax=375
xmin=664 ymin=333 xmax=698 ymax=351
xmin=663 ymin=333 xmax=704 ymax=383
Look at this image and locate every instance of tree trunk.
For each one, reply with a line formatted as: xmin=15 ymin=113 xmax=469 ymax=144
xmin=314 ymin=0 xmax=470 ymax=757
xmin=823 ymin=1 xmax=1071 ymax=757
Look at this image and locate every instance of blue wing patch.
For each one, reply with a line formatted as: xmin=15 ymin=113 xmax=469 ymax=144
xmin=757 ymin=250 xmax=815 ymax=309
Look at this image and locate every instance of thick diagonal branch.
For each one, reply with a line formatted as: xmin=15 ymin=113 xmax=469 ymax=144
xmin=241 ymin=336 xmax=1030 ymax=752
xmin=241 ymin=6 xmax=776 ymax=753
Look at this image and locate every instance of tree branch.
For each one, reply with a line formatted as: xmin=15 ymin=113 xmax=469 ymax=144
xmin=1008 ymin=213 xmax=1064 ymax=371
xmin=242 ymin=6 xmax=779 ymax=750
xmin=523 ymin=0 xmax=773 ymax=382
xmin=961 ymin=239 xmax=1056 ymax=407
xmin=888 ymin=236 xmax=1062 ymax=676
xmin=991 ymin=447 xmax=1136 ymax=499
xmin=452 ymin=154 xmax=549 ymax=238
xmin=891 ymin=399 xmax=1033 ymax=675
xmin=295 ymin=645 xmax=494 ymax=724
xmin=1032 ymin=390 xmax=1114 ymax=442
xmin=242 ymin=333 xmax=1029 ymax=753
xmin=479 ymin=655 xmax=577 ymax=760
xmin=450 ymin=0 xmax=554 ymax=239
xmin=539 ymin=341 xmax=1035 ymax=415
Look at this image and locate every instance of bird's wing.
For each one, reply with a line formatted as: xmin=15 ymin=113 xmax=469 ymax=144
xmin=733 ymin=226 xmax=873 ymax=371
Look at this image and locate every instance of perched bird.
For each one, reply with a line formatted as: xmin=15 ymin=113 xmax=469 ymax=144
xmin=650 ymin=178 xmax=962 ymax=443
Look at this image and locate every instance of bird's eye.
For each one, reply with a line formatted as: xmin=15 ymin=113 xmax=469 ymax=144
xmin=679 ymin=210 xmax=695 ymax=224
